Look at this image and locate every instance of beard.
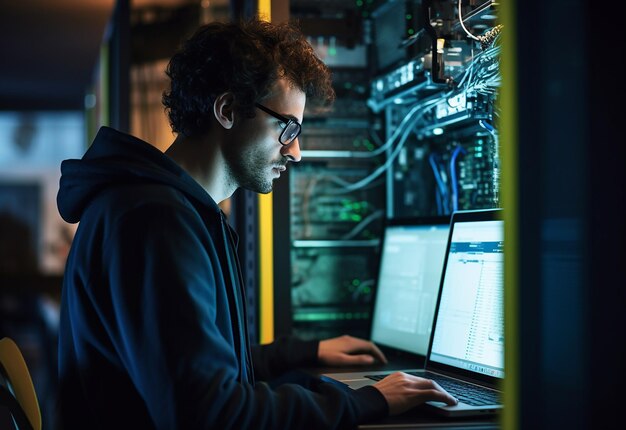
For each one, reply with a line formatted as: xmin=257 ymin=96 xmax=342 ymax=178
xmin=224 ymin=146 xmax=284 ymax=194
xmin=240 ymin=167 xmax=274 ymax=194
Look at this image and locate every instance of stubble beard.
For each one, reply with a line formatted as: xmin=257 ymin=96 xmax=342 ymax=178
xmin=236 ymin=161 xmax=275 ymax=195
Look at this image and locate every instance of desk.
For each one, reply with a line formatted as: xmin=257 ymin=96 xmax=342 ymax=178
xmin=303 ymin=364 xmax=499 ymax=430
xmin=358 ymin=407 xmax=498 ymax=429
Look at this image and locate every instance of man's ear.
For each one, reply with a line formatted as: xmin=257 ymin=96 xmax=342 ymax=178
xmin=213 ymin=92 xmax=236 ymax=129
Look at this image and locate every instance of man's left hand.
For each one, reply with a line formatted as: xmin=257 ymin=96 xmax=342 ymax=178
xmin=318 ymin=335 xmax=388 ymax=366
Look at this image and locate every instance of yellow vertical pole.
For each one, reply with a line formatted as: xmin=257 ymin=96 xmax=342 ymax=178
xmin=257 ymin=0 xmax=274 ymax=344
xmin=500 ymin=0 xmax=518 ymax=429
xmin=258 ymin=0 xmax=272 ymax=21
xmin=258 ymin=191 xmax=274 ymax=344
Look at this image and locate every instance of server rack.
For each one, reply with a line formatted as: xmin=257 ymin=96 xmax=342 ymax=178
xmin=274 ymin=0 xmax=502 ymax=341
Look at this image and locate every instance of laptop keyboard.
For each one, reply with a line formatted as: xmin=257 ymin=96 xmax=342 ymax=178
xmin=364 ymin=371 xmax=500 ymax=406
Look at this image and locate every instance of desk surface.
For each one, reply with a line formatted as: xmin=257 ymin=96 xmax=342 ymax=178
xmin=358 ymin=407 xmax=499 ymax=429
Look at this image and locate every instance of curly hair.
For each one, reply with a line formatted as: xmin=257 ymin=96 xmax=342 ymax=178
xmin=162 ymin=19 xmax=335 ymax=138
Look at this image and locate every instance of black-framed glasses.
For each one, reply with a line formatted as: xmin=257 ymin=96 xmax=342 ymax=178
xmin=255 ymin=103 xmax=302 ymax=145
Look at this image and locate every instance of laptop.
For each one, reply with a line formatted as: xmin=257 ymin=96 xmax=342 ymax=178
xmin=324 ymin=208 xmax=504 ymax=418
xmin=322 ymin=216 xmax=450 ymax=381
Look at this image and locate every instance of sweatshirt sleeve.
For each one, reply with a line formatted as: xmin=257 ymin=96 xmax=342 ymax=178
xmin=251 ymin=336 xmax=319 ymax=381
xmin=100 ymin=201 xmax=389 ymax=429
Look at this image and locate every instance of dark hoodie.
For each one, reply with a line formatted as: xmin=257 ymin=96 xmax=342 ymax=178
xmin=56 ymin=126 xmax=387 ymax=429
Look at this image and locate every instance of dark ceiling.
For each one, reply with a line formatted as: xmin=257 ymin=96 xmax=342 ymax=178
xmin=0 ymin=1 xmax=116 ymax=111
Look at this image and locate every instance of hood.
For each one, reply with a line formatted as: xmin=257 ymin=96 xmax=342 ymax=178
xmin=57 ymin=126 xmax=218 ymax=223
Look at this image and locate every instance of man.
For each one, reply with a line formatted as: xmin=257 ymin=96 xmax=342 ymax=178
xmin=56 ymin=19 xmax=456 ymax=429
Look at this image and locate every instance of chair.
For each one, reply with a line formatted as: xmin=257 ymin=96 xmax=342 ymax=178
xmin=0 ymin=337 xmax=41 ymax=430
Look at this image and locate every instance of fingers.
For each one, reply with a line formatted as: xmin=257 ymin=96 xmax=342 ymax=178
xmin=318 ymin=335 xmax=388 ymax=366
xmin=343 ymin=336 xmax=388 ymax=364
xmin=425 ymin=388 xmax=458 ymax=406
xmin=410 ymin=376 xmax=442 ymax=390
xmin=366 ymin=341 xmax=387 ymax=364
xmin=413 ymin=377 xmax=457 ymax=405
xmin=373 ymin=373 xmax=457 ymax=416
xmin=379 ymin=373 xmax=458 ymax=405
xmin=338 ymin=353 xmax=375 ymax=365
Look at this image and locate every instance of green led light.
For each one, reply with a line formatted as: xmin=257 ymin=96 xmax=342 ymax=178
xmin=344 ymin=82 xmax=352 ymax=89
xmin=329 ymin=47 xmax=337 ymax=56
xmin=292 ymin=312 xmax=372 ymax=322
xmin=356 ymin=0 xmax=363 ymax=6
xmin=406 ymin=14 xmax=412 ymax=20
xmin=408 ymin=28 xmax=414 ymax=35
xmin=352 ymin=279 xmax=361 ymax=286
xmin=351 ymin=214 xmax=362 ymax=222
xmin=294 ymin=313 xmax=327 ymax=321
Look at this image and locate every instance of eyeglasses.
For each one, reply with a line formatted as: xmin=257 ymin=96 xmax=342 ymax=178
xmin=255 ymin=103 xmax=302 ymax=145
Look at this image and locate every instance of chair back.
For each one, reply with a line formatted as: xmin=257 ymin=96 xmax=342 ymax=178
xmin=0 ymin=337 xmax=41 ymax=430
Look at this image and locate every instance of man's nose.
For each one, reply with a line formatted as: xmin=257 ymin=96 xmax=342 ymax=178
xmin=282 ymin=137 xmax=302 ymax=162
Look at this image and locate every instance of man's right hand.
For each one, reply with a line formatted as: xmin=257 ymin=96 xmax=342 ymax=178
xmin=372 ymin=372 xmax=458 ymax=415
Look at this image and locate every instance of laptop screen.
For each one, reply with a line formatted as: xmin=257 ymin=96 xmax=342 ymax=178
xmin=370 ymin=220 xmax=450 ymax=356
xmin=428 ymin=215 xmax=504 ymax=379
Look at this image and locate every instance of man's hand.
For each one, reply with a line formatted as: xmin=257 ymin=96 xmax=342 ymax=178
xmin=373 ymin=372 xmax=458 ymax=415
xmin=318 ymin=335 xmax=387 ymax=366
